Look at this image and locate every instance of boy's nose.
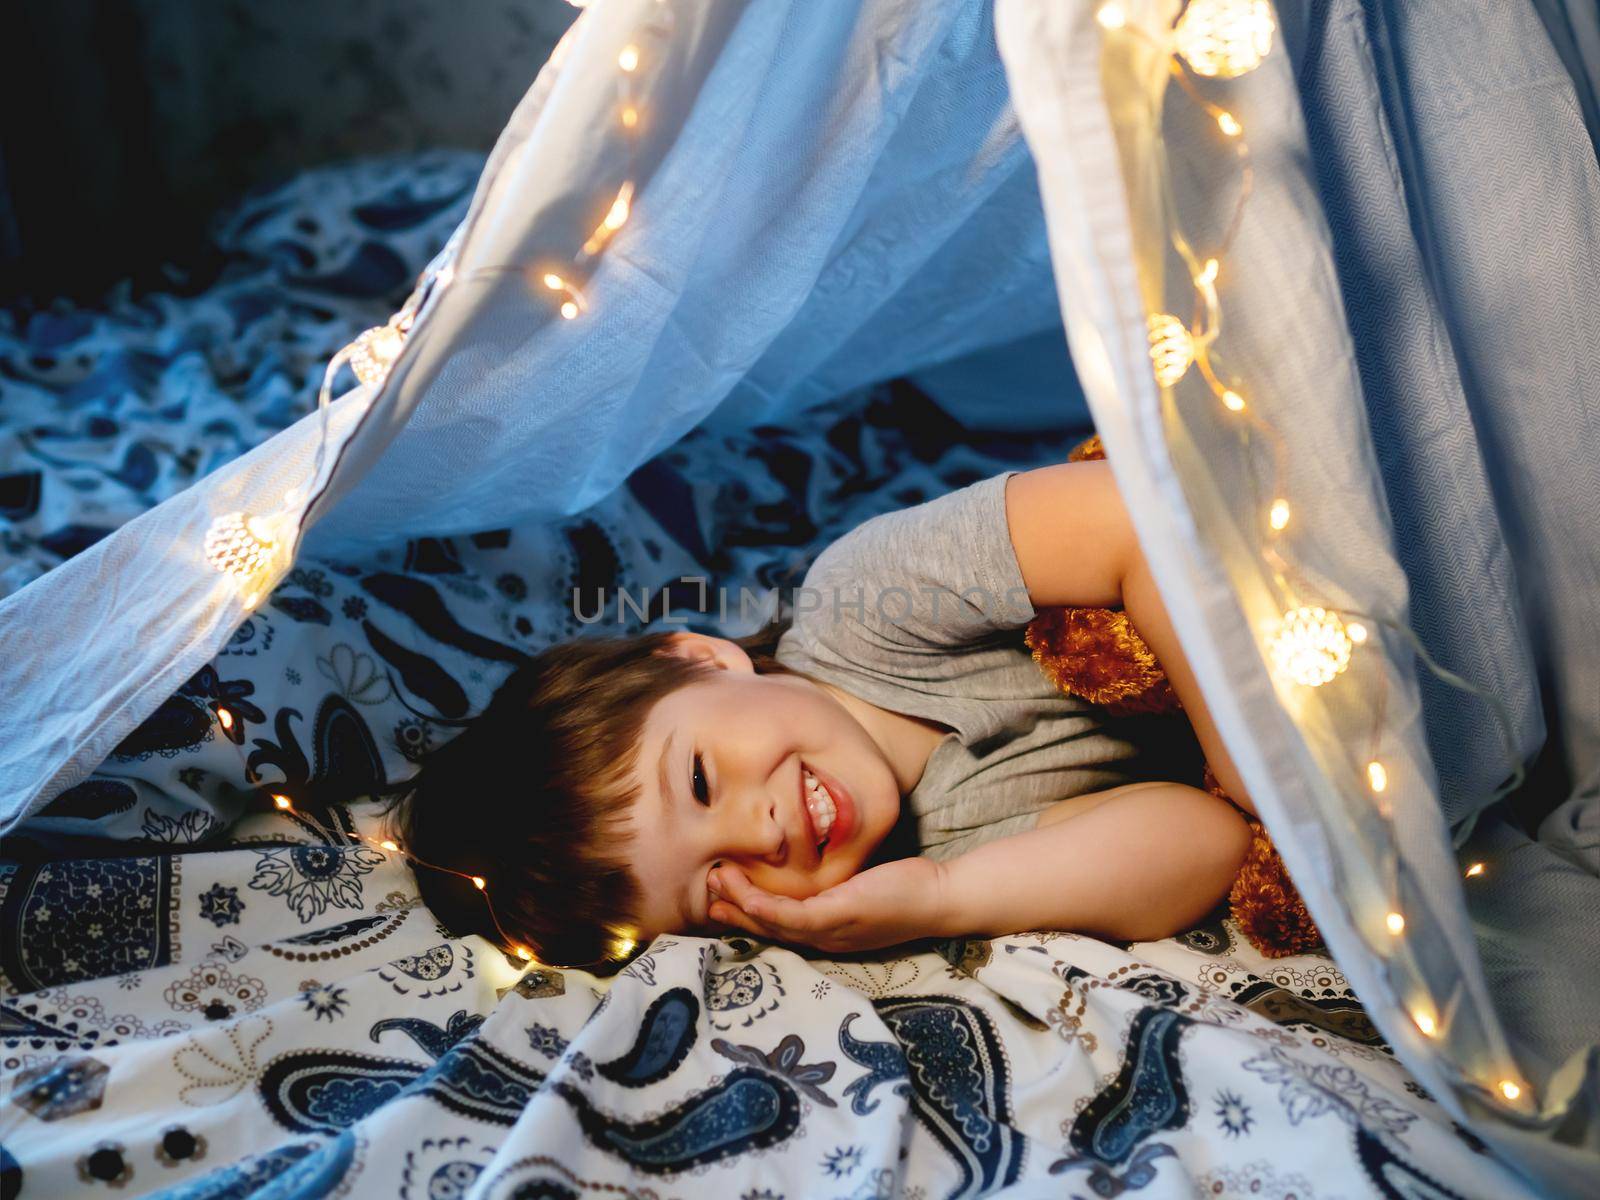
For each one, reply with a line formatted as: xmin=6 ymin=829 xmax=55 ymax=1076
xmin=723 ymin=786 xmax=787 ymax=863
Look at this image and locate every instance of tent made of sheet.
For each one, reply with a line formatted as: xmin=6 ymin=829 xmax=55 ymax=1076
xmin=2 ymin=1 xmax=1598 ymax=1195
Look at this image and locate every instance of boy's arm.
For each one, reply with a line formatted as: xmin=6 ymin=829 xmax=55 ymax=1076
xmin=931 ymin=782 xmax=1252 ymax=943
xmin=1004 ymin=462 xmax=1258 ymax=817
xmin=707 ymin=783 xmax=1249 ymax=949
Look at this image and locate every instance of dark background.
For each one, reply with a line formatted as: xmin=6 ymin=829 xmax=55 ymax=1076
xmin=0 ymin=0 xmax=578 ymax=304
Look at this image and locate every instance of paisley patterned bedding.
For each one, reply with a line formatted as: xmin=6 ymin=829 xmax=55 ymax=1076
xmin=0 ymin=154 xmax=1535 ymax=1198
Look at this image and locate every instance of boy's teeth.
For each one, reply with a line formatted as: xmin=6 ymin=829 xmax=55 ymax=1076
xmin=802 ymin=766 xmax=836 ymax=841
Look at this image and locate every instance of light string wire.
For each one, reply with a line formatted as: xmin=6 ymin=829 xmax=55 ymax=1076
xmin=201 ymin=694 xmax=633 ymax=973
xmin=1098 ymin=0 xmax=1529 ymax=1107
xmin=194 ymin=0 xmax=680 ymax=972
xmin=203 ymin=0 xmax=671 ymax=612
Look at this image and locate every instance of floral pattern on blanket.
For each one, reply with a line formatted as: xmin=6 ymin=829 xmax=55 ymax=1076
xmin=0 ymin=155 xmax=1529 ymax=1196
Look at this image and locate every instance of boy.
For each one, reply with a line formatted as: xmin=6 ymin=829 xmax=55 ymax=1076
xmin=387 ymin=460 xmax=1253 ymax=966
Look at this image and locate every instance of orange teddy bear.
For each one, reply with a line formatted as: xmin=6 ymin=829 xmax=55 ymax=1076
xmin=1023 ymin=434 xmax=1323 ymax=959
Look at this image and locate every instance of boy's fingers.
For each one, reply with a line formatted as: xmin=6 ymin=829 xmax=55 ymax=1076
xmin=715 ymin=867 xmax=828 ymax=932
xmin=710 ymin=902 xmax=767 ymax=938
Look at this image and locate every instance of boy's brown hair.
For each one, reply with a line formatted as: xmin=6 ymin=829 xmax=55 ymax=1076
xmin=375 ymin=615 xmax=804 ymax=970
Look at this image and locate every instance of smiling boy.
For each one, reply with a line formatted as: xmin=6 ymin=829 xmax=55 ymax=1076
xmin=386 ymin=460 xmax=1254 ymax=966
xmin=622 ymin=461 xmax=1253 ymax=954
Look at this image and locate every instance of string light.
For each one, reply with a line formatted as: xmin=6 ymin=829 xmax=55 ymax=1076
xmin=1268 ymin=606 xmax=1354 ymax=687
xmin=181 ymin=0 xmax=681 ymax=978
xmin=1148 ymin=313 xmax=1196 ymax=386
xmin=204 ymin=511 xmax=281 ymax=594
xmin=199 ymin=0 xmax=671 ymax=600
xmin=348 ymin=322 xmax=406 ymax=386
xmin=254 ymin=780 xmax=568 ymax=968
xmin=1173 ymin=0 xmax=1276 ymax=79
xmin=1116 ymin=0 xmax=1532 ymax=1121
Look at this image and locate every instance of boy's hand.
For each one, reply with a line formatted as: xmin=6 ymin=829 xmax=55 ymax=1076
xmin=708 ymin=857 xmax=948 ymax=954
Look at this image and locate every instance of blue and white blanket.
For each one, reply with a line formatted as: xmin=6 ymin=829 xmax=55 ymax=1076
xmin=0 ymin=154 xmax=1534 ymax=1199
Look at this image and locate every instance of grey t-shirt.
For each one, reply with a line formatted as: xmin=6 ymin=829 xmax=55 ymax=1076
xmin=774 ymin=469 xmax=1203 ymax=862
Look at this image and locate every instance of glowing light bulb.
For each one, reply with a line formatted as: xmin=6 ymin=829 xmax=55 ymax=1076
xmin=1096 ymin=4 xmax=1127 ymax=31
xmin=1367 ymin=761 xmax=1388 ymax=793
xmin=1268 ymin=606 xmax=1354 ymax=687
xmin=1466 ymin=862 xmax=1485 ymax=878
xmin=205 ymin=511 xmax=278 ymax=585
xmin=1413 ymin=1010 xmax=1437 ymax=1037
xmin=472 ymin=876 xmax=487 ymax=890
xmin=272 ymin=794 xmax=292 ymax=811
xmin=581 ymin=181 xmax=636 ymax=255
xmin=1217 ymin=111 xmax=1243 ymax=137
xmin=380 ymin=840 xmax=399 ymax=852
xmin=536 ymin=268 xmax=587 ymax=318
xmin=1385 ymin=911 xmax=1404 ymax=935
xmin=1268 ymin=499 xmax=1291 ymax=530
xmin=217 ymin=708 xmax=234 ymax=731
xmin=621 ymin=105 xmax=639 ymax=128
xmin=1222 ymin=389 xmax=1246 ymax=411
xmin=349 ymin=322 xmax=406 ymax=385
xmin=601 ymin=188 xmax=631 ymax=232
xmin=1147 ymin=313 xmax=1195 ymax=387
xmin=618 ymin=45 xmax=640 ymax=72
xmin=514 ymin=946 xmax=535 ymax=962
xmin=613 ymin=934 xmax=636 ymax=957
xmin=1174 ymin=0 xmax=1277 ymax=79
xmin=1499 ymin=1080 xmax=1521 ymax=1101
xmin=1347 ymin=622 xmax=1368 ymax=644
xmin=1195 ymin=258 xmax=1219 ymax=286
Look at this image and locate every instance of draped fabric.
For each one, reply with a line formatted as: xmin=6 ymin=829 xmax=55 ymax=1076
xmin=2 ymin=0 xmax=1598 ymax=1195
xmin=997 ymin=1 xmax=1599 ymax=1194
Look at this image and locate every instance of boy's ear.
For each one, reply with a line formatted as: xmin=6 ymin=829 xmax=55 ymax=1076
xmin=661 ymin=631 xmax=752 ymax=673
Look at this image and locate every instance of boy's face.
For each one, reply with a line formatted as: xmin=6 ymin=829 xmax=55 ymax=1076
xmin=622 ymin=632 xmax=902 ymax=941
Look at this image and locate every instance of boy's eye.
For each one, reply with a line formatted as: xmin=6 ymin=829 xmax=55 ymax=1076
xmin=692 ymin=752 xmax=711 ymax=806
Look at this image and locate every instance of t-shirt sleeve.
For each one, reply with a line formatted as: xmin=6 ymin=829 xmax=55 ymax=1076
xmin=790 ymin=470 xmax=1035 ymax=651
xmin=774 ymin=471 xmax=1043 ymax=743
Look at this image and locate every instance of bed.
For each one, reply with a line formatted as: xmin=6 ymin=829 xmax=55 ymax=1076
xmin=0 ymin=149 xmax=1535 ymax=1198
xmin=4 ymin=0 xmax=1598 ymax=1195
